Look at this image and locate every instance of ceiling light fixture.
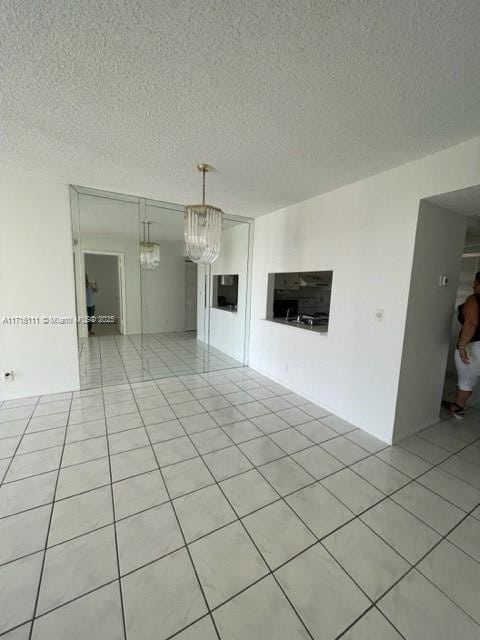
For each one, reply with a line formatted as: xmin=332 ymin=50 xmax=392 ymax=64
xmin=184 ymin=164 xmax=223 ymax=264
xmin=140 ymin=220 xmax=161 ymax=269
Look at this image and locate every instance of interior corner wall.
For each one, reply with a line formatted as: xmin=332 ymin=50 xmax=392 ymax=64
xmin=0 ymin=174 xmax=80 ymax=400
xmin=393 ymin=202 xmax=467 ymax=441
xmin=249 ymin=137 xmax=480 ymax=443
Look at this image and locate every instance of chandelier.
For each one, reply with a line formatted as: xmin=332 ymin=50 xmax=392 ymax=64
xmin=184 ymin=164 xmax=223 ymax=264
xmin=140 ymin=220 xmax=160 ymax=270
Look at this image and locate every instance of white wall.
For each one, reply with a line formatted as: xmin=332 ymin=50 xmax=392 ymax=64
xmin=141 ymin=241 xmax=186 ymax=333
xmin=393 ymin=202 xmax=467 ymax=441
xmin=84 ymin=253 xmax=120 ymax=320
xmin=141 ymin=205 xmax=188 ymax=334
xmin=249 ymin=138 xmax=480 ymax=443
xmin=0 ymin=174 xmax=79 ymax=400
xmin=76 ymin=193 xmax=141 ymax=336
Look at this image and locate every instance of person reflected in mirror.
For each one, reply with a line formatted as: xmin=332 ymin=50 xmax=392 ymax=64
xmin=85 ymin=273 xmax=98 ymax=337
xmin=443 ymin=272 xmax=480 ymax=418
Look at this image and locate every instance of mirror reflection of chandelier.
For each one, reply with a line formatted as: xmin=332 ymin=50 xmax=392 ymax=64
xmin=140 ymin=220 xmax=161 ymax=270
xmin=184 ymin=164 xmax=223 ymax=264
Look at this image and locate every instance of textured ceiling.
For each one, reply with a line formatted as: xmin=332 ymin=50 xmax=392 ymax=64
xmin=2 ymin=1 xmax=480 ymax=217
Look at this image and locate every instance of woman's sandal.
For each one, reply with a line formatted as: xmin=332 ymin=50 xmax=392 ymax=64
xmin=441 ymin=400 xmax=465 ymax=419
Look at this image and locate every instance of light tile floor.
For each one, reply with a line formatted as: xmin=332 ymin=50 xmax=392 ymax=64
xmin=79 ymin=332 xmax=243 ymax=389
xmin=1 ymin=367 xmax=480 ymax=639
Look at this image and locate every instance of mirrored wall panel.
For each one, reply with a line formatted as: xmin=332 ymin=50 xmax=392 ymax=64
xmin=71 ymin=186 xmax=252 ymax=388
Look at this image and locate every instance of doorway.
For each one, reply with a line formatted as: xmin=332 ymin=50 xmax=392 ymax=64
xmin=82 ymin=251 xmax=126 ymax=337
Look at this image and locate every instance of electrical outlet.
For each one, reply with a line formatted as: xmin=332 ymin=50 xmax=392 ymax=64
xmin=3 ymin=371 xmax=15 ymax=381
xmin=375 ymin=309 xmax=384 ymax=322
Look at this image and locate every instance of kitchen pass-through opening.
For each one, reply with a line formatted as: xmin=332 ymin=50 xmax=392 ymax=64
xmin=266 ymin=270 xmax=332 ymax=333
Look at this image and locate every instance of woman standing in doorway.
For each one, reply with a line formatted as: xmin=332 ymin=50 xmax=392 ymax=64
xmin=444 ymin=272 xmax=480 ymax=418
xmin=85 ymin=274 xmax=98 ymax=337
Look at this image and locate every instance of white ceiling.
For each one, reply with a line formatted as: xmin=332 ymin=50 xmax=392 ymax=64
xmin=2 ymin=1 xmax=480 ymax=217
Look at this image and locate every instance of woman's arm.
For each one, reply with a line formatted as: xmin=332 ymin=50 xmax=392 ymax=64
xmin=458 ymin=296 xmax=479 ymax=364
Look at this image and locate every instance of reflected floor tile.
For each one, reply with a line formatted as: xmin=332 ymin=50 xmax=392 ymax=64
xmin=342 ymin=608 xmax=402 ymax=639
xmin=113 ymin=470 xmax=168 ymax=519
xmin=0 ymin=419 xmax=28 ymax=438
xmin=0 ymin=471 xmax=57 ymax=518
xmin=276 ymin=544 xmax=369 ymax=640
xmin=378 ymin=569 xmax=480 ymax=640
xmin=323 ymin=518 xmax=409 ymax=599
xmin=448 ymin=515 xmax=480 ymax=562
xmin=222 ymin=419 xmax=263 ymax=443
xmin=214 ymin=575 xmax=310 ymax=640
xmin=259 ymin=458 xmax=312 ymax=496
xmin=220 ymin=469 xmax=279 ymax=517
xmin=321 ymin=468 xmax=384 ymax=514
xmin=31 ymin=582 xmax=124 ymax=640
xmin=0 ymin=504 xmax=51 ymax=565
xmin=189 ymin=521 xmax=268 ymax=608
xmin=392 ymin=482 xmax=465 ymax=534
xmin=162 ymin=457 xmax=214 ymax=498
xmin=117 ymin=502 xmax=184 ymax=574
xmin=122 ymin=548 xmax=207 ymax=640
xmin=243 ymin=500 xmax=315 ymax=569
xmin=417 ymin=541 xmax=480 ymax=623
xmin=0 ymin=551 xmax=43 ymax=634
xmin=48 ymin=485 xmax=113 ymax=546
xmin=361 ymin=498 xmax=441 ymax=563
xmin=174 ymin=484 xmax=236 ymax=542
xmin=38 ymin=525 xmax=118 ymax=615
xmin=286 ymin=482 xmax=354 ymax=538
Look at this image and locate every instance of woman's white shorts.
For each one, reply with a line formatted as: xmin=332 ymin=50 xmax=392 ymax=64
xmin=455 ymin=341 xmax=480 ymax=391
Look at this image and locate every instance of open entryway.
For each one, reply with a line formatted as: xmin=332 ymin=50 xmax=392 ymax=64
xmin=82 ymin=250 xmax=126 ymax=337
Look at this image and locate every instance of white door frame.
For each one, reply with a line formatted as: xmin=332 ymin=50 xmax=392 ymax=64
xmin=80 ymin=250 xmax=127 ymax=336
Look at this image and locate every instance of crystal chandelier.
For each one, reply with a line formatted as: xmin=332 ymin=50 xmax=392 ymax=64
xmin=184 ymin=164 xmax=223 ymax=264
xmin=140 ymin=220 xmax=160 ymax=270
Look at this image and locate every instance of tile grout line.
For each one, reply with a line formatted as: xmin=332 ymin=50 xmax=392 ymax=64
xmin=26 ymin=392 xmax=73 ymax=640
xmin=98 ymin=342 xmax=129 ymax=640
